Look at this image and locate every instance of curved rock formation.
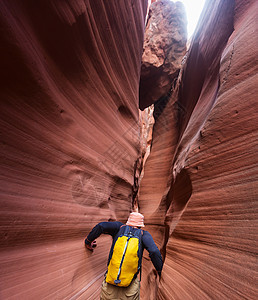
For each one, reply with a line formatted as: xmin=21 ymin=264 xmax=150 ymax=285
xmin=0 ymin=0 xmax=148 ymax=298
xmin=139 ymin=0 xmax=257 ymax=299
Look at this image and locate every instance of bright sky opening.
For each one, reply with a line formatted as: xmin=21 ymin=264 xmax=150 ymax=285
xmin=176 ymin=0 xmax=206 ymax=38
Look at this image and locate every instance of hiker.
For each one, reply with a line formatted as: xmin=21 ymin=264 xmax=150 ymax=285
xmin=85 ymin=212 xmax=163 ymax=300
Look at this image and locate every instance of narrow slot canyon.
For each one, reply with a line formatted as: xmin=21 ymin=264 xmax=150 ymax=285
xmin=0 ymin=0 xmax=257 ymax=299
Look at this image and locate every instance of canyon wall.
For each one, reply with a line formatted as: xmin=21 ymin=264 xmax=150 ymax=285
xmin=139 ymin=0 xmax=257 ymax=299
xmin=0 ymin=0 xmax=148 ymax=299
xmin=0 ymin=0 xmax=257 ymax=299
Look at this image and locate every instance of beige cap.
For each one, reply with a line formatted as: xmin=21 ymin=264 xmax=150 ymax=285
xmin=126 ymin=212 xmax=145 ymax=227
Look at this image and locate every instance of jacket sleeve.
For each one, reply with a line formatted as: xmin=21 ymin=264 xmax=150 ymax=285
xmin=142 ymin=230 xmax=163 ymax=272
xmin=85 ymin=221 xmax=123 ymax=245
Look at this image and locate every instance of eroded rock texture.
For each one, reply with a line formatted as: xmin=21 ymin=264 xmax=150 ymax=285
xmin=0 ymin=0 xmax=148 ymax=299
xmin=1 ymin=0 xmax=257 ymax=299
xmin=139 ymin=0 xmax=187 ymax=110
xmin=139 ymin=0 xmax=258 ymax=299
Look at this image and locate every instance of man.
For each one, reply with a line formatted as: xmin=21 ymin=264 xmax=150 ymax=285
xmin=85 ymin=212 xmax=163 ymax=300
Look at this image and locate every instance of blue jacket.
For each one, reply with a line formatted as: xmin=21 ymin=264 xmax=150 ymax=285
xmin=85 ymin=221 xmax=163 ymax=272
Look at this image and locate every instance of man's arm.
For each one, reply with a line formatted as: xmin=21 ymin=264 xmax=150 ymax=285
xmin=85 ymin=221 xmax=123 ymax=249
xmin=142 ymin=231 xmax=163 ymax=273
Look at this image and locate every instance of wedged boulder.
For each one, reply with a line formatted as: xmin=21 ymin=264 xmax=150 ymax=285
xmin=139 ymin=0 xmax=187 ymax=110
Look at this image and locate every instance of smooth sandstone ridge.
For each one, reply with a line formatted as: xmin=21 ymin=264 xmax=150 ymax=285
xmin=0 ymin=1 xmax=148 ymax=299
xmin=139 ymin=0 xmax=257 ymax=299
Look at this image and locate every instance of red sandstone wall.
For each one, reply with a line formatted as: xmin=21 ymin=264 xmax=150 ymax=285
xmin=0 ymin=1 xmax=148 ymax=299
xmin=1 ymin=0 xmax=257 ymax=299
xmin=139 ymin=0 xmax=258 ymax=299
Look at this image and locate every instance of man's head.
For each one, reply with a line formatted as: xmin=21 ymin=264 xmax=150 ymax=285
xmin=126 ymin=212 xmax=145 ymax=228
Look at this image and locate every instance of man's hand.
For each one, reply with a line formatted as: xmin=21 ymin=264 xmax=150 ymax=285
xmin=85 ymin=240 xmax=97 ymax=251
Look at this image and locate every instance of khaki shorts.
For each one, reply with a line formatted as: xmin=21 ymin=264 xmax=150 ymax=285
xmin=100 ymin=276 xmax=140 ymax=300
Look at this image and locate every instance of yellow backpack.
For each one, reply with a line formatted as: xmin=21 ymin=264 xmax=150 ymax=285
xmin=106 ymin=225 xmax=143 ymax=287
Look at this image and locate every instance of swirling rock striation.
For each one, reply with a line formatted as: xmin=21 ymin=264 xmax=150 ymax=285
xmin=0 ymin=0 xmax=148 ymax=299
xmin=139 ymin=0 xmax=258 ymax=299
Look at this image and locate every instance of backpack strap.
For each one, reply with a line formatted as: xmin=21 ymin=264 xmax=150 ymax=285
xmin=137 ymin=229 xmax=144 ymax=282
xmin=124 ymin=225 xmax=130 ymax=236
xmin=114 ymin=226 xmax=132 ymax=285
